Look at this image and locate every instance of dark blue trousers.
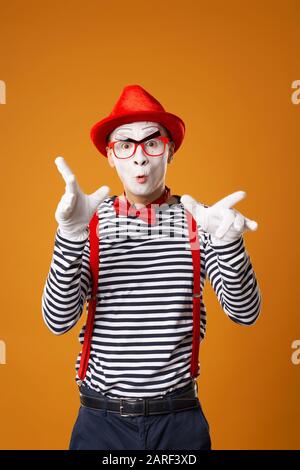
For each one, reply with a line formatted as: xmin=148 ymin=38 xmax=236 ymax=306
xmin=69 ymin=383 xmax=211 ymax=450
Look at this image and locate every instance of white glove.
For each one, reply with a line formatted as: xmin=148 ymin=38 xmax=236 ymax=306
xmin=181 ymin=191 xmax=258 ymax=245
xmin=54 ymin=156 xmax=110 ymax=240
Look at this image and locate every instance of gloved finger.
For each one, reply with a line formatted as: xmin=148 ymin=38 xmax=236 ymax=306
xmin=89 ymin=185 xmax=110 ymax=205
xmin=233 ymin=213 xmax=245 ymax=232
xmin=64 ymin=174 xmax=78 ymax=194
xmin=55 ymin=156 xmax=78 ymax=192
xmin=214 ymin=209 xmax=235 ymax=238
xmin=213 ymin=190 xmax=246 ymax=210
xmin=181 ymin=194 xmax=207 ymax=229
xmin=88 ymin=186 xmax=110 ymax=215
xmin=244 ymin=217 xmax=258 ymax=231
xmin=180 ymin=194 xmax=198 ymax=217
xmin=57 ymin=193 xmax=76 ymax=216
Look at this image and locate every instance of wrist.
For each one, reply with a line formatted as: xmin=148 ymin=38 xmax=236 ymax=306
xmin=209 ymin=233 xmax=242 ymax=246
xmin=58 ymin=225 xmax=89 ymax=241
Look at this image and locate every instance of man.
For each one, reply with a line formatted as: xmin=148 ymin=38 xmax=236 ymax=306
xmin=42 ymin=84 xmax=262 ymax=450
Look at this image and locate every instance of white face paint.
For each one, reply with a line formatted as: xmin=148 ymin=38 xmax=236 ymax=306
xmin=106 ymin=121 xmax=173 ymax=198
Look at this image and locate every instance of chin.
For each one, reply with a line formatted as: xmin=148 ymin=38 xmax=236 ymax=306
xmin=126 ymin=181 xmax=155 ymax=196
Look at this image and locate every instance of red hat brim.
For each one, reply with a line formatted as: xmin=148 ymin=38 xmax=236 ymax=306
xmin=90 ymin=110 xmax=185 ymax=157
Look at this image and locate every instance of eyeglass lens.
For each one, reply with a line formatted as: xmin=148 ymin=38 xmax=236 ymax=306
xmin=114 ymin=137 xmax=165 ymax=158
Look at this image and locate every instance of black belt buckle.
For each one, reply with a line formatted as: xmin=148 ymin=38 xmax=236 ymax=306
xmin=119 ymin=398 xmax=148 ymax=417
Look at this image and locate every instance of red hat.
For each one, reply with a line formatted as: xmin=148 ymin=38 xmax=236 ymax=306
xmin=90 ymin=84 xmax=185 ymax=157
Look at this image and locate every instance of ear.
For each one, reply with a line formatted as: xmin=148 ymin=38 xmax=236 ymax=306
xmin=106 ymin=147 xmax=115 ymax=168
xmin=167 ymin=142 xmax=175 ymax=164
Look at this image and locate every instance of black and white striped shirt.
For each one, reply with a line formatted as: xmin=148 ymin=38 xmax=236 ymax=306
xmin=42 ymin=196 xmax=262 ymax=398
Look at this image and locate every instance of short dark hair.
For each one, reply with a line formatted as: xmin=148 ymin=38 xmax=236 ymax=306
xmin=165 ymin=128 xmax=173 ymax=141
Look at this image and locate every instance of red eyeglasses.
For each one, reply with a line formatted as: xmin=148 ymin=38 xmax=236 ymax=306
xmin=107 ymin=136 xmax=170 ymax=159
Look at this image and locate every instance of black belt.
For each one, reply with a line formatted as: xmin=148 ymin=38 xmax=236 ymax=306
xmin=79 ymin=381 xmax=200 ymax=417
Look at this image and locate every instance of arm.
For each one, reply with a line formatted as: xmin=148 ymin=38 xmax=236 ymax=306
xmin=41 ymin=229 xmax=92 ymax=335
xmin=41 ymin=156 xmax=109 ymax=335
xmin=181 ymin=190 xmax=262 ymax=326
xmin=204 ymin=233 xmax=262 ymax=325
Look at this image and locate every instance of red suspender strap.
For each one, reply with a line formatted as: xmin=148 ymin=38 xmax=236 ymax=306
xmin=185 ymin=209 xmax=201 ymax=378
xmin=78 ymin=212 xmax=99 ymax=381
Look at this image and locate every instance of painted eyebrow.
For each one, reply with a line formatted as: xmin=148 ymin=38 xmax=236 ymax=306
xmin=118 ymin=130 xmax=161 ymax=143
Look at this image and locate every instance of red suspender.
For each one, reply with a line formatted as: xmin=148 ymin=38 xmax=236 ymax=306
xmin=185 ymin=209 xmax=201 ymax=378
xmin=78 ymin=212 xmax=99 ymax=381
xmin=77 ymin=207 xmax=201 ymax=382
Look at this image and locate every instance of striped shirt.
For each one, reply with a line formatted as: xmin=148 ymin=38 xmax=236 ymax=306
xmin=42 ymin=196 xmax=262 ymax=398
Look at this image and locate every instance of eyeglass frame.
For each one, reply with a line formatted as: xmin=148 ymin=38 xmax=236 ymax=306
xmin=107 ymin=135 xmax=171 ymax=160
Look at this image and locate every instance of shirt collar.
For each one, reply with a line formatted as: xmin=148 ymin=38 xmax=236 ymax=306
xmin=113 ymin=186 xmax=171 ymax=225
xmin=121 ymin=185 xmax=171 ymax=209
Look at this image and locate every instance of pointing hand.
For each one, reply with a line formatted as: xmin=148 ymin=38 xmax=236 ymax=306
xmin=54 ymin=156 xmax=110 ymax=239
xmin=181 ymin=191 xmax=258 ymax=244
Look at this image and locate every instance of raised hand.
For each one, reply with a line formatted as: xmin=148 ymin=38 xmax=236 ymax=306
xmin=54 ymin=156 xmax=110 ymax=239
xmin=181 ymin=191 xmax=258 ymax=244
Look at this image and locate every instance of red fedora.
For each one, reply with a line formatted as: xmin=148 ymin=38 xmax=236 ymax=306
xmin=90 ymin=84 xmax=185 ymax=157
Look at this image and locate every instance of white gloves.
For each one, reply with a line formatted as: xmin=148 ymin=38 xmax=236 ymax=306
xmin=54 ymin=157 xmax=110 ymax=241
xmin=181 ymin=191 xmax=258 ymax=245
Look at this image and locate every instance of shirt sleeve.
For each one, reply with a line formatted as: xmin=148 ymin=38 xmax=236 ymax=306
xmin=203 ymin=231 xmax=262 ymax=326
xmin=41 ymin=228 xmax=92 ymax=335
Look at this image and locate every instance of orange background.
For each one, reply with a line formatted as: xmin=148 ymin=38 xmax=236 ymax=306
xmin=0 ymin=0 xmax=299 ymax=450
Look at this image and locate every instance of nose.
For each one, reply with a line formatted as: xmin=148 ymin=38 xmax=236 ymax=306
xmin=133 ymin=144 xmax=149 ymax=166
